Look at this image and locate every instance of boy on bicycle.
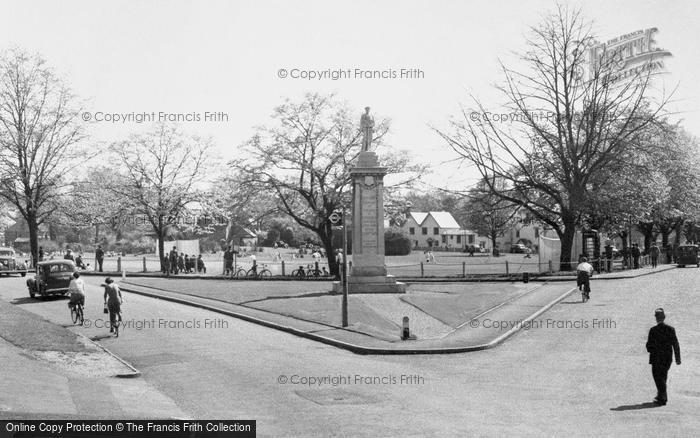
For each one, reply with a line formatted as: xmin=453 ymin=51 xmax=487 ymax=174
xmin=67 ymin=272 xmax=85 ymax=309
xmin=576 ymin=256 xmax=594 ymax=302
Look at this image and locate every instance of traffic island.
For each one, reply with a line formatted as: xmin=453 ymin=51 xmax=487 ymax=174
xmin=0 ymin=298 xmax=140 ymax=377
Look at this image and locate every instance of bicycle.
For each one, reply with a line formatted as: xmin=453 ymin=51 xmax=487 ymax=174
xmin=291 ymin=266 xmax=306 ymax=277
xmin=232 ymin=267 xmax=247 ymax=277
xmin=69 ymin=301 xmax=84 ymax=325
xmin=306 ymin=264 xmax=322 ymax=277
xmin=246 ymin=264 xmax=271 ymax=278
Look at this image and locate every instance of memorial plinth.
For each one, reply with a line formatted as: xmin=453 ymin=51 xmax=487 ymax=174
xmin=333 ymin=151 xmax=406 ymax=294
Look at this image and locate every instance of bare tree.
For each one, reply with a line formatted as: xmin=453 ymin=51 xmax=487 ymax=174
xmin=233 ymin=93 xmax=424 ymax=277
xmin=107 ymin=125 xmax=212 ymax=268
xmin=0 ymin=49 xmax=86 ymax=266
xmin=436 ymin=7 xmax=670 ymax=269
xmin=462 ymin=178 xmax=520 ymax=255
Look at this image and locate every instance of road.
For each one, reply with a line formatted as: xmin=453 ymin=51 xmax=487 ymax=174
xmin=0 ymin=268 xmax=698 ymax=437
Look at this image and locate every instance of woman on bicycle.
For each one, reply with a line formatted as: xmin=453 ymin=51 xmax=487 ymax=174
xmin=67 ymin=272 xmax=85 ymax=309
xmin=102 ymin=277 xmax=123 ymax=336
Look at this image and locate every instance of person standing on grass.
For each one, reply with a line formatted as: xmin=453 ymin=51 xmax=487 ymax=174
xmin=646 ymin=308 xmax=681 ymax=405
xmin=633 ymin=243 xmax=642 ymax=269
xmin=224 ymin=246 xmax=233 ymax=276
xmin=169 ymin=246 xmax=179 ymax=275
xmin=95 ymin=245 xmax=104 ymax=272
xmin=649 ymin=243 xmax=660 ymax=268
xmin=177 ymin=252 xmax=185 ymax=273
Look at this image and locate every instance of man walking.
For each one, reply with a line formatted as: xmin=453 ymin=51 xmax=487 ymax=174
xmin=649 ymin=243 xmax=660 ymax=268
xmin=631 ymin=243 xmax=641 ymax=269
xmin=646 ymin=308 xmax=681 ymax=405
xmin=95 ymin=245 xmax=104 ymax=272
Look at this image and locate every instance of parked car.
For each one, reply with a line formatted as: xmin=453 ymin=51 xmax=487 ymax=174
xmin=0 ymin=246 xmax=28 ymax=277
xmin=26 ymin=260 xmax=77 ymax=298
xmin=676 ymin=244 xmax=700 ymax=268
xmin=510 ymin=243 xmax=527 ymax=253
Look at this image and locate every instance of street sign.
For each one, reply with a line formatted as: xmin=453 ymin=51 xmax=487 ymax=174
xmin=329 ymin=211 xmax=342 ymax=225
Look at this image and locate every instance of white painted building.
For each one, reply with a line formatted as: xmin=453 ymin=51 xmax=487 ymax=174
xmin=401 ymin=211 xmax=487 ymax=250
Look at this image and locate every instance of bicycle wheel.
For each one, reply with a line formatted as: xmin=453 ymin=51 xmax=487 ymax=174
xmin=71 ymin=306 xmax=79 ymax=324
xmin=246 ymin=269 xmax=258 ymax=278
xmin=259 ymin=269 xmax=271 ymax=278
xmin=233 ymin=268 xmax=246 ymax=277
xmin=291 ymin=269 xmax=305 ymax=277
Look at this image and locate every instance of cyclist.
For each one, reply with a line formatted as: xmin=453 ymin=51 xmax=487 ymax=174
xmin=67 ymin=272 xmax=85 ymax=310
xmin=576 ymin=256 xmax=594 ymax=302
xmin=102 ymin=277 xmax=123 ymax=336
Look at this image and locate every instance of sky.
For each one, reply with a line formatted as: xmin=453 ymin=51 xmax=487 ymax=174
xmin=2 ymin=0 xmax=698 ymax=190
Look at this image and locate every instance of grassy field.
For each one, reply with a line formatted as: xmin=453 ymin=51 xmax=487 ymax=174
xmin=71 ymin=249 xmax=549 ymax=276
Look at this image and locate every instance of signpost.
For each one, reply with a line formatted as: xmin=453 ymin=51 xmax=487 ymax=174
xmin=331 ymin=207 xmax=348 ymax=327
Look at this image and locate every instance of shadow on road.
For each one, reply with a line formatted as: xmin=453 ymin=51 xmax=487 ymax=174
xmin=560 ymin=301 xmax=583 ymax=305
xmin=610 ymin=402 xmax=661 ymax=411
xmin=12 ymin=295 xmax=67 ymax=305
xmin=90 ymin=334 xmax=115 ymax=341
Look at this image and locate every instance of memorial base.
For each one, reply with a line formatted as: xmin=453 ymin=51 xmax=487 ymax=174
xmin=332 ymin=275 xmax=406 ymax=294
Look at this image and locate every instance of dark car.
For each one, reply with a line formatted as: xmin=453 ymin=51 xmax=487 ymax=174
xmin=510 ymin=243 xmax=527 ymax=253
xmin=26 ymin=260 xmax=77 ymax=298
xmin=676 ymin=244 xmax=700 ymax=268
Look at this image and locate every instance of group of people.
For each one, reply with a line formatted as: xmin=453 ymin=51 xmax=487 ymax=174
xmin=59 ymin=248 xmax=92 ymax=271
xmin=162 ymin=246 xmax=206 ymax=275
xmin=67 ymin=273 xmax=123 ymax=337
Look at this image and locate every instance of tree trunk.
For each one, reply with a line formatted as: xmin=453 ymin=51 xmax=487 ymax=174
xmin=490 ymin=234 xmax=498 ymax=256
xmin=27 ymin=213 xmax=39 ymax=268
xmin=157 ymin=217 xmax=166 ymax=271
xmin=320 ymin=223 xmax=339 ymax=278
xmin=673 ymin=221 xmax=683 ymax=246
xmin=638 ymin=222 xmax=655 ymax=254
xmin=559 ymin=219 xmax=577 ymax=271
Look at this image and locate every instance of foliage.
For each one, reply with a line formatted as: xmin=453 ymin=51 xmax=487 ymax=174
xmin=232 ymin=93 xmax=425 ymax=276
xmin=435 ymin=6 xmax=670 ymax=269
xmin=0 ymin=49 xmax=87 ymax=266
xmin=384 ymin=228 xmax=412 ymax=256
xmin=105 ymin=124 xmax=212 ymax=265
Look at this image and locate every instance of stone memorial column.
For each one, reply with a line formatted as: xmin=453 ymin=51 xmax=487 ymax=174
xmin=332 ymin=107 xmax=405 ymax=294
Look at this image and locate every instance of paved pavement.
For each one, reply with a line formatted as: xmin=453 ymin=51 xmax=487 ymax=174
xmin=0 ymin=266 xmax=697 ymax=436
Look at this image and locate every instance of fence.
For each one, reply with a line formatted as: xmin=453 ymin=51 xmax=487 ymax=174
xmin=75 ymin=252 xmax=661 ymax=278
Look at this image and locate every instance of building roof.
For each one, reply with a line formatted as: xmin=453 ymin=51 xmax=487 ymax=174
xmin=408 ymin=211 xmax=461 ymax=229
xmin=429 ymin=211 xmax=461 ymax=229
xmin=409 ymin=212 xmax=429 ymax=225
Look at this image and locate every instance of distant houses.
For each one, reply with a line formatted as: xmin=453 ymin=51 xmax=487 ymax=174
xmin=400 ymin=211 xmax=488 ymax=251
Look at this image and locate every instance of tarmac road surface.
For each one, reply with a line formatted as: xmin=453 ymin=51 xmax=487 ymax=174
xmin=0 ymin=270 xmax=698 ymax=437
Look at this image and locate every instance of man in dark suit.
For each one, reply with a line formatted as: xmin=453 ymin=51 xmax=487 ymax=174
xmin=169 ymin=246 xmax=179 ymax=275
xmin=95 ymin=245 xmax=104 ymax=272
xmin=646 ymin=308 xmax=681 ymax=405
